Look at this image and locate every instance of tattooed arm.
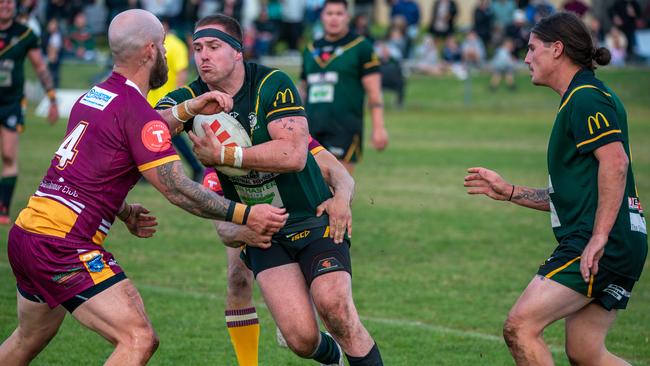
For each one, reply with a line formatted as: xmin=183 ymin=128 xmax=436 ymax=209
xmin=27 ymin=48 xmax=58 ymax=124
xmin=464 ymin=167 xmax=550 ymax=212
xmin=141 ymin=160 xmax=288 ymax=233
xmin=142 ymin=160 xmax=232 ymax=219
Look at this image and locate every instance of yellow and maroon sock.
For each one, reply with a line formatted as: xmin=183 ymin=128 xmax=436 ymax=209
xmin=225 ymin=307 xmax=260 ymax=366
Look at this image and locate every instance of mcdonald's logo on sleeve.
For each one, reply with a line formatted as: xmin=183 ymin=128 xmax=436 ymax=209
xmin=587 ymin=112 xmax=610 ymax=135
xmin=274 ymin=89 xmax=295 ymax=107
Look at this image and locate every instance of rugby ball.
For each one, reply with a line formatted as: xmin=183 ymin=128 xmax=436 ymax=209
xmin=193 ymin=112 xmax=251 ymax=177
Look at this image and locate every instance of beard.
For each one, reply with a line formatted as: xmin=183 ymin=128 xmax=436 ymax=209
xmin=148 ymin=47 xmax=168 ymax=90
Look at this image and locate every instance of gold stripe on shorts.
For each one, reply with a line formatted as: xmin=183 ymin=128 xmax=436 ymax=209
xmin=545 ymin=256 xmax=581 ymax=279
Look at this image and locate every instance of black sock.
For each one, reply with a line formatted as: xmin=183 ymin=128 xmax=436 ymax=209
xmin=346 ymin=343 xmax=383 ymax=366
xmin=310 ymin=331 xmax=340 ymax=364
xmin=0 ymin=175 xmax=17 ymax=215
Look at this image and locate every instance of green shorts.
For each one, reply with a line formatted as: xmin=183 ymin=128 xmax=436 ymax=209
xmin=0 ymin=101 xmax=25 ymax=132
xmin=312 ymin=130 xmax=362 ymax=164
xmin=537 ymin=249 xmax=636 ymax=310
xmin=241 ymin=225 xmax=352 ymax=286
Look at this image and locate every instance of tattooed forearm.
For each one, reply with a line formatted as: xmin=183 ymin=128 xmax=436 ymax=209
xmin=36 ymin=68 xmax=54 ymax=92
xmin=511 ymin=187 xmax=551 ymax=211
xmin=156 ymin=161 xmax=231 ymax=219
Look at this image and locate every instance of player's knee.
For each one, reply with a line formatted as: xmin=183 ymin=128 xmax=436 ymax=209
xmin=227 ymin=265 xmax=253 ymax=294
xmin=502 ymin=316 xmax=523 ymax=348
xmin=319 ymin=300 xmax=354 ymax=340
xmin=284 ymin=331 xmax=320 ymax=358
xmin=122 ymin=325 xmax=159 ymax=358
xmin=1 ymin=153 xmax=15 ymax=168
xmin=566 ymin=343 xmax=601 ymax=366
xmin=15 ymin=325 xmax=58 ymax=356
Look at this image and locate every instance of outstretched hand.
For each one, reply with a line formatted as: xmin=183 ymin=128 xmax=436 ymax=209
xmin=464 ymin=167 xmax=513 ymax=201
xmin=122 ymin=204 xmax=158 ymax=238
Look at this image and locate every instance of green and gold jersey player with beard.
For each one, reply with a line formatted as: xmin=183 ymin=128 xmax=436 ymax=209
xmin=156 ymin=62 xmax=333 ymax=232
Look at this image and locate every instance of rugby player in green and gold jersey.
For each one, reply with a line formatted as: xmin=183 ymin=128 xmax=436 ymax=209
xmin=300 ymin=0 xmax=388 ymax=174
xmin=464 ymin=12 xmax=646 ymax=366
xmin=155 ymin=14 xmax=383 ymax=366
xmin=0 ymin=0 xmax=58 ymax=224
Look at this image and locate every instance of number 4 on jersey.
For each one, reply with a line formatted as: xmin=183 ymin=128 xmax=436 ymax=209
xmin=55 ymin=122 xmax=88 ymax=169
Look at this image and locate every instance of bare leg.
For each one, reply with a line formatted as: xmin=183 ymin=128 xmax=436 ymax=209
xmin=256 ymin=264 xmax=320 ymax=357
xmin=1 ymin=126 xmax=18 ymax=177
xmin=71 ymin=279 xmax=159 ymax=366
xmin=226 ymin=247 xmax=254 ymax=309
xmin=565 ymin=303 xmax=630 ymax=366
xmin=0 ymin=291 xmax=66 ymax=366
xmin=311 ymin=271 xmax=375 ymax=357
xmin=504 ymin=276 xmax=591 ymax=366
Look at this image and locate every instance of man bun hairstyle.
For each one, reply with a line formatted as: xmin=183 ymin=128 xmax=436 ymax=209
xmin=531 ymin=12 xmax=610 ymax=70
xmin=195 ymin=13 xmax=243 ymax=43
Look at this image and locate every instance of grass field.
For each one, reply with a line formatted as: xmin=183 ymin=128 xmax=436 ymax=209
xmin=0 ymin=64 xmax=649 ymax=365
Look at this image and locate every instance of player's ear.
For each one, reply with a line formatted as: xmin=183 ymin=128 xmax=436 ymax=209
xmin=552 ymin=40 xmax=564 ymax=59
xmin=235 ymin=50 xmax=243 ymax=62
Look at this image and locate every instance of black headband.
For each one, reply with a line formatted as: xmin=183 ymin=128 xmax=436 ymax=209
xmin=193 ymin=28 xmax=242 ymax=52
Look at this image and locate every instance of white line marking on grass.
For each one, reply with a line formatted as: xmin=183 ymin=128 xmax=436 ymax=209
xmin=136 ymin=283 xmax=565 ymax=354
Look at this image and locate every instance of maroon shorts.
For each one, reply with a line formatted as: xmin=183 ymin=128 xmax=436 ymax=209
xmin=7 ymin=225 xmax=125 ymax=309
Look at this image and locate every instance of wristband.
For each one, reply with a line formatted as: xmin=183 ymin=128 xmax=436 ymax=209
xmin=171 ymin=104 xmax=184 ymax=122
xmin=47 ymin=89 xmax=57 ymax=102
xmin=184 ymin=100 xmax=197 ymax=117
xmin=221 ymin=146 xmax=243 ymax=167
xmin=226 ymin=201 xmax=249 ymax=225
xmin=508 ymin=185 xmax=515 ymax=201
xmin=172 ymin=101 xmax=196 ymax=122
xmin=118 ymin=204 xmax=133 ymax=221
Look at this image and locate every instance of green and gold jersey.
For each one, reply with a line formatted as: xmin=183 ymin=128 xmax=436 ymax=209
xmin=301 ymin=32 xmax=380 ymax=136
xmin=548 ymin=69 xmax=647 ymax=280
xmin=156 ymin=62 xmax=333 ymax=229
xmin=0 ymin=21 xmax=39 ymax=105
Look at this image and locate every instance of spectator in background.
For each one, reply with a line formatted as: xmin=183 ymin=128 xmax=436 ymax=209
xmin=461 ymin=30 xmax=486 ymax=68
xmin=585 ymin=13 xmax=605 ymax=45
xmin=605 ymin=26 xmax=628 ymax=66
xmin=355 ymin=0 xmax=375 ymax=22
xmin=505 ymin=9 xmax=530 ymax=59
xmin=352 ymin=13 xmax=373 ymax=42
xmin=280 ymin=0 xmax=305 ymax=52
xmin=146 ymin=17 xmax=203 ymax=182
xmin=441 ymin=35 xmax=467 ymax=79
xmin=43 ymin=18 xmax=63 ymax=88
xmin=389 ymin=0 xmax=420 ymax=55
xmin=375 ymin=37 xmax=406 ymax=108
xmin=474 ymin=0 xmax=494 ymax=49
xmin=429 ymin=0 xmax=457 ymax=40
xmin=387 ymin=15 xmax=409 ymax=58
xmin=562 ymin=0 xmax=589 ymax=18
xmin=66 ymin=12 xmax=96 ymax=61
xmin=492 ymin=0 xmax=516 ymax=30
xmin=489 ymin=37 xmax=516 ymax=90
xmin=609 ymin=0 xmax=642 ymax=60
xmin=411 ymin=34 xmax=443 ymax=75
xmin=105 ymin=0 xmax=140 ymax=31
xmin=253 ymin=5 xmax=277 ymax=57
xmin=526 ymin=0 xmax=555 ymax=25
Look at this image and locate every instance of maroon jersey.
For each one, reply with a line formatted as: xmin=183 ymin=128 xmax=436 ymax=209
xmin=15 ymin=72 xmax=179 ymax=245
xmin=202 ymin=136 xmax=325 ymax=195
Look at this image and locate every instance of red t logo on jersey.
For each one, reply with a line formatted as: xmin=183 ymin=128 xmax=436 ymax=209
xmin=141 ymin=120 xmax=171 ymax=152
xmin=203 ymin=171 xmax=223 ymax=194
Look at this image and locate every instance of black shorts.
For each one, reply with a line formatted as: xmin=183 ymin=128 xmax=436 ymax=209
xmin=537 ymin=247 xmax=637 ymax=311
xmin=313 ymin=130 xmax=362 ymax=164
xmin=0 ymin=101 xmax=25 ymax=132
xmin=242 ymin=225 xmax=352 ymax=286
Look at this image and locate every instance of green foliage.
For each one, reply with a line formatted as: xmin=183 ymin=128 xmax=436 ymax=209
xmin=1 ymin=66 xmax=649 ymax=365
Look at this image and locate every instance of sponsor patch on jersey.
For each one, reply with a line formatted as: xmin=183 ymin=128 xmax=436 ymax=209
xmin=141 ymin=120 xmax=172 ymax=152
xmin=603 ymin=284 xmax=631 ymax=301
xmin=51 ymin=267 xmax=84 ymax=287
xmin=203 ymin=171 xmax=222 ymax=193
xmin=79 ymin=86 xmax=117 ymax=111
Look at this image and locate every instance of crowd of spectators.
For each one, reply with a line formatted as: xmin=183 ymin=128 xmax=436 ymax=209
xmin=14 ymin=0 xmax=650 ymax=94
